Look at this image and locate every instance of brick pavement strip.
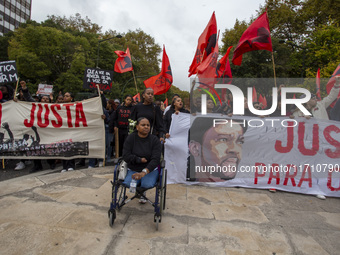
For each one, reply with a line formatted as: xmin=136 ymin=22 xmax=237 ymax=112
xmin=0 ymin=166 xmax=339 ymax=255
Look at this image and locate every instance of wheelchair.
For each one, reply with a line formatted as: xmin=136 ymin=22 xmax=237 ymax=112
xmin=108 ymin=158 xmax=167 ymax=230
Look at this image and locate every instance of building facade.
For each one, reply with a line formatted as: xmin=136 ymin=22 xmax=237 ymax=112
xmin=0 ymin=0 xmax=32 ymax=36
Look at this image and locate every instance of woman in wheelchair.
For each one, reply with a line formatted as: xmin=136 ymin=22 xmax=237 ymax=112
xmin=122 ymin=117 xmax=161 ymax=202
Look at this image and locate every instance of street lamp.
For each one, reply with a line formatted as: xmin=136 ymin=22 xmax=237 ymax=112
xmin=279 ymin=39 xmax=306 ymax=78
xmin=96 ymin=34 xmax=123 ymax=68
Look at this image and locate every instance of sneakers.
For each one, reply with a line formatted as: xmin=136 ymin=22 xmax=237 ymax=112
xmin=88 ymin=166 xmax=94 ymax=169
xmin=98 ymin=162 xmax=103 ymax=167
xmin=139 ymin=192 xmax=147 ymax=204
xmin=316 ymin=194 xmax=326 ymax=200
xmin=61 ymin=168 xmax=74 ymax=173
xmin=269 ymin=189 xmax=276 ymax=193
xmin=14 ymin=161 xmax=25 ymax=171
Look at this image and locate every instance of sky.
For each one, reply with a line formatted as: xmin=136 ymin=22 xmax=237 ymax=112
xmin=31 ymin=0 xmax=267 ymax=92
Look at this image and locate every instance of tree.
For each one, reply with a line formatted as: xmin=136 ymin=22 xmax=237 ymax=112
xmin=42 ymin=13 xmax=102 ymax=34
xmin=8 ymin=24 xmax=92 ymax=94
xmin=6 ymin=14 xmax=164 ymax=99
xmin=220 ymin=0 xmax=340 ymax=80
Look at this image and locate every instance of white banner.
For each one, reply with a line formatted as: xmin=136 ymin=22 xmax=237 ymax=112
xmin=37 ymin=84 xmax=53 ymax=95
xmin=164 ymin=113 xmax=340 ymax=197
xmin=0 ymin=97 xmax=105 ymax=159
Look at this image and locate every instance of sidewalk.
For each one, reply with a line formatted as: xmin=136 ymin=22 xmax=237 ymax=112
xmin=0 ymin=166 xmax=339 ymax=255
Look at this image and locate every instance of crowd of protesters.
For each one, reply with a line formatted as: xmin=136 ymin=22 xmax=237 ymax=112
xmin=0 ymin=82 xmax=193 ymax=174
xmin=1 ymin=77 xmax=339 ymax=201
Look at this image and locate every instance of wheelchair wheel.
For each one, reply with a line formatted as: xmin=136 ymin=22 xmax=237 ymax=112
xmin=115 ymin=183 xmax=127 ymax=210
xmin=108 ymin=209 xmax=116 ymax=227
xmin=159 ymin=169 xmax=167 ymax=215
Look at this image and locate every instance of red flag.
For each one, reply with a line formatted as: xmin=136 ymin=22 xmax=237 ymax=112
xmin=216 ymin=46 xmax=233 ymax=82
xmin=195 ymin=36 xmax=223 ymax=106
xmin=197 ymin=35 xmax=219 ymax=81
xmin=316 ymin=68 xmax=321 ymax=100
xmin=263 ymin=95 xmax=267 ymax=109
xmin=164 ymin=98 xmax=168 ymax=107
xmin=252 ymin=86 xmax=258 ymax=102
xmin=326 ymin=63 xmax=340 ymax=95
xmin=114 ymin=47 xmax=133 ymax=73
xmin=144 ymin=46 xmax=173 ymax=95
xmin=216 ymin=46 xmax=233 ymax=101
xmin=259 ymin=94 xmax=267 ymax=109
xmin=232 ymin=12 xmax=272 ymax=66
xmin=133 ymin=93 xmax=140 ymax=102
xmin=188 ymin=12 xmax=217 ymax=77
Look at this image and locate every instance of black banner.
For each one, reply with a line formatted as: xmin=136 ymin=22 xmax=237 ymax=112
xmin=0 ymin=61 xmax=18 ymax=85
xmin=83 ymin=68 xmax=114 ymax=91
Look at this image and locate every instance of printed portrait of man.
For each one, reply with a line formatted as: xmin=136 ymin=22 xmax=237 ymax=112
xmin=188 ymin=117 xmax=247 ymax=182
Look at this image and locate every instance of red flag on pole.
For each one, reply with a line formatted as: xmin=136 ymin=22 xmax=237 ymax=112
xmin=195 ymin=35 xmax=223 ymax=106
xmin=188 ymin=12 xmax=217 ymax=77
xmin=164 ymin=98 xmax=168 ymax=107
xmin=114 ymin=47 xmax=133 ymax=73
xmin=197 ymin=33 xmax=219 ymax=81
xmin=232 ymin=12 xmax=272 ymax=66
xmin=259 ymin=94 xmax=267 ymax=109
xmin=144 ymin=46 xmax=173 ymax=95
xmin=326 ymin=63 xmax=340 ymax=95
xmin=216 ymin=46 xmax=233 ymax=82
xmin=316 ymin=68 xmax=321 ymax=100
xmin=252 ymin=86 xmax=258 ymax=102
xmin=133 ymin=93 xmax=140 ymax=103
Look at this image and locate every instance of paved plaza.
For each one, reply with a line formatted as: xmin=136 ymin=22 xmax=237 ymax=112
xmin=0 ymin=166 xmax=339 ymax=255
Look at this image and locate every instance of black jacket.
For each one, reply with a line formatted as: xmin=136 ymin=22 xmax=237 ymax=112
xmin=131 ymin=103 xmax=165 ymax=137
xmin=122 ymin=131 xmax=161 ymax=172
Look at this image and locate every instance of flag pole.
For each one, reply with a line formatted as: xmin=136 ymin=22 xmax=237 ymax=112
xmin=271 ymin=51 xmax=277 ymax=87
xmin=13 ymin=78 xmax=20 ymax=100
xmin=96 ymin=84 xmax=106 ymax=166
xmin=132 ymin=70 xmax=138 ymax=94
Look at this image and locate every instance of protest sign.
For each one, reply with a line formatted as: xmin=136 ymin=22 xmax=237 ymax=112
xmin=0 ymin=97 xmax=105 ymax=159
xmin=164 ymin=113 xmax=340 ymax=198
xmin=83 ymin=68 xmax=114 ymax=91
xmin=37 ymin=84 xmax=53 ymax=95
xmin=0 ymin=61 xmax=18 ymax=85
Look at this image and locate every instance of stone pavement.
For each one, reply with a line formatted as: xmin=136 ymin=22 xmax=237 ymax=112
xmin=0 ymin=166 xmax=339 ymax=255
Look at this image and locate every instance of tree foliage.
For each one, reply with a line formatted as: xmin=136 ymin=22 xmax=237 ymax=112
xmin=4 ymin=14 xmax=163 ymax=99
xmin=220 ymin=0 xmax=340 ymax=80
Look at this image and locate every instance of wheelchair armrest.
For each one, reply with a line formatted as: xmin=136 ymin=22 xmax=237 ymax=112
xmin=113 ymin=157 xmax=123 ymax=165
xmin=160 ymin=159 xmax=166 ymax=168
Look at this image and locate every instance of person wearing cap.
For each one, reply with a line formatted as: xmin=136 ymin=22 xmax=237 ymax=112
xmin=114 ymin=99 xmax=120 ymax=107
xmin=291 ymin=76 xmax=340 ymax=120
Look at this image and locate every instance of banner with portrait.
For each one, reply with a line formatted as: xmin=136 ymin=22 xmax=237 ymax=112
xmin=0 ymin=97 xmax=105 ymax=159
xmin=164 ymin=113 xmax=340 ymax=198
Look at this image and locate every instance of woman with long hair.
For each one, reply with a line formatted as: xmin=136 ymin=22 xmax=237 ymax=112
xmin=164 ymin=97 xmax=190 ymax=138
